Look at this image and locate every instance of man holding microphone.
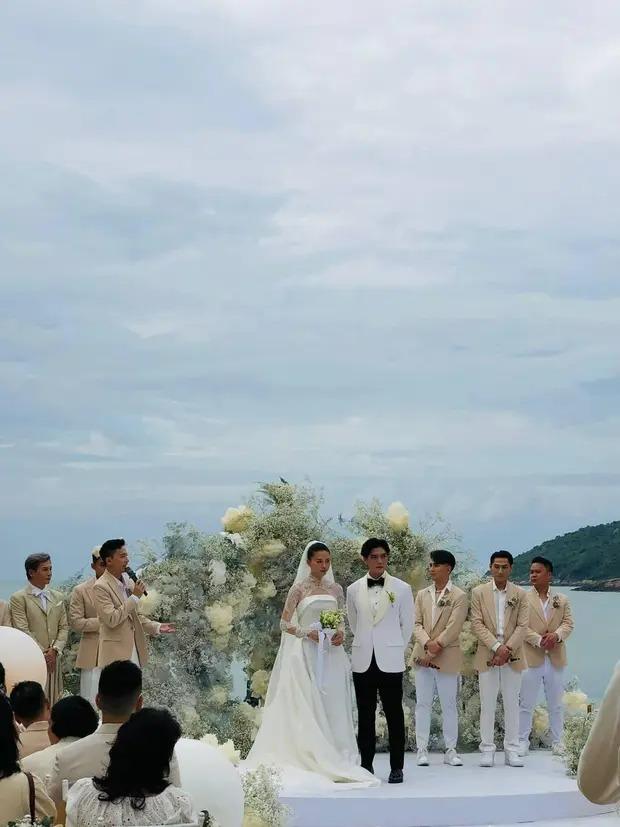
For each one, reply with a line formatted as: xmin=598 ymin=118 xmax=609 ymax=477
xmin=93 ymin=538 xmax=175 ymax=668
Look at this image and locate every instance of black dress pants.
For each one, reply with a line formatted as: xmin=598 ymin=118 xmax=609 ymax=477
xmin=353 ymin=653 xmax=405 ymax=771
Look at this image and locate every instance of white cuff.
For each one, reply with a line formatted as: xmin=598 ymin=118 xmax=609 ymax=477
xmin=130 ymin=595 xmax=140 ymax=604
xmin=535 ymin=634 xmax=543 ymax=647
xmin=491 ymin=641 xmax=501 ymax=653
xmin=555 ymin=630 xmax=562 ymax=642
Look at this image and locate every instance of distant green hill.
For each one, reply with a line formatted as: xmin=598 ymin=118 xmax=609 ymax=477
xmin=511 ymin=521 xmax=620 ymax=583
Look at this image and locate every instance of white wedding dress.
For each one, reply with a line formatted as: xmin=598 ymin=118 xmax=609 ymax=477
xmin=245 ymin=545 xmax=378 ymax=787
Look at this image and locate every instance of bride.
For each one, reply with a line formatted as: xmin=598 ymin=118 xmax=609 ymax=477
xmin=245 ymin=541 xmax=378 ymax=786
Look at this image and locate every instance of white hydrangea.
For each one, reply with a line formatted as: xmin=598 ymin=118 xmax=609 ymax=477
xmin=205 ymin=602 xmax=234 ymax=636
xmin=208 ymin=685 xmax=229 ymax=707
xmin=209 ymin=559 xmax=228 ymax=586
xmin=137 ymin=588 xmax=161 ymax=617
xmin=386 ymin=501 xmax=410 ymax=532
xmin=258 ymin=539 xmax=285 ymax=558
xmin=242 ymin=571 xmax=257 ymax=589
xmin=200 ymin=733 xmax=241 ymax=765
xmin=221 ymin=505 xmax=254 ymax=533
xmin=532 ymin=706 xmax=550 ymax=738
xmin=250 ymin=669 xmax=271 ymax=699
xmin=257 ymin=579 xmax=277 ymax=600
xmin=221 ymin=532 xmax=246 ymax=549
xmin=563 ymin=690 xmax=589 ymax=715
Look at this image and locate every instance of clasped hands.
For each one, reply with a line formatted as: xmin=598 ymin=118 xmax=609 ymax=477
xmin=540 ymin=632 xmax=559 ymax=650
xmin=307 ymin=629 xmax=344 ymax=646
xmin=418 ymin=638 xmax=443 ymax=667
xmin=489 ymin=644 xmax=512 ymax=667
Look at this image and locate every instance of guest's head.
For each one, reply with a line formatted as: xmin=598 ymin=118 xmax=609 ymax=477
xmin=93 ymin=708 xmax=181 ymax=809
xmin=99 ymin=539 xmax=129 ymax=579
xmin=25 ymin=553 xmax=52 ymax=588
xmin=489 ymin=550 xmax=513 ymax=587
xmin=48 ymin=696 xmax=99 ymax=745
xmin=9 ymin=681 xmax=49 ymax=728
xmin=530 ymin=556 xmax=553 ymax=590
xmin=306 ymin=542 xmax=331 ymax=580
xmin=0 ymin=662 xmax=6 ymax=695
xmin=91 ymin=545 xmax=106 ymax=579
xmin=0 ymin=693 xmax=20 ymax=779
xmin=360 ymin=538 xmax=390 ymax=579
xmin=429 ymin=549 xmax=456 ymax=584
xmin=96 ymin=660 xmax=143 ymax=723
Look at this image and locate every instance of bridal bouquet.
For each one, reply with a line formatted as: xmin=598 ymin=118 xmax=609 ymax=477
xmin=320 ymin=610 xmax=344 ymax=630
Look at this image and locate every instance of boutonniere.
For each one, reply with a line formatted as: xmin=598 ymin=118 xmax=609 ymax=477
xmin=437 ymin=597 xmax=452 ymax=608
xmin=386 ymin=591 xmax=396 ymax=604
xmin=552 ymin=596 xmax=561 ymax=609
xmin=506 ymin=597 xmax=518 ymax=609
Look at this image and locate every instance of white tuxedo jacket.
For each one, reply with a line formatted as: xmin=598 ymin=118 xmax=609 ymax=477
xmin=346 ymin=573 xmax=414 ymax=673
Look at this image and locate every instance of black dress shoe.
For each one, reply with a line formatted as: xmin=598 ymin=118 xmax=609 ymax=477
xmin=388 ymin=769 xmax=403 ymax=784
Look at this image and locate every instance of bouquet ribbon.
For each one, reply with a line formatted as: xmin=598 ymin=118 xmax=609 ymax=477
xmin=309 ymin=622 xmax=335 ymax=693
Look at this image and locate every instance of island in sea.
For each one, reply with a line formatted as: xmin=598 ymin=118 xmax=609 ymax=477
xmin=510 ymin=520 xmax=620 ymax=591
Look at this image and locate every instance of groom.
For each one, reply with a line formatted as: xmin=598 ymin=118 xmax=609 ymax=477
xmin=347 ymin=538 xmax=415 ymax=783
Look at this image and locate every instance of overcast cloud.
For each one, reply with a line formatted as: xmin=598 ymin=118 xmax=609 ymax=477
xmin=2 ymin=1 xmax=620 ymax=580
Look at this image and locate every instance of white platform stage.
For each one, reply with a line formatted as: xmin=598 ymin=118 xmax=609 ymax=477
xmin=279 ymin=752 xmax=616 ymax=827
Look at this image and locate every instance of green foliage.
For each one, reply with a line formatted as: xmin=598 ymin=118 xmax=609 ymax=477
xmin=512 ymin=521 xmax=620 ymax=582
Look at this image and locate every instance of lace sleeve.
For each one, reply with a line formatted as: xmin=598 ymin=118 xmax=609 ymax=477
xmin=334 ymin=583 xmax=346 ymax=632
xmin=279 ymin=584 xmax=306 ymax=637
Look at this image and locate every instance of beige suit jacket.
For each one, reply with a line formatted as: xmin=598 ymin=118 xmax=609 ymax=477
xmin=21 ymin=736 xmax=80 ymax=788
xmin=93 ymin=571 xmax=159 ymax=668
xmin=524 ymin=588 xmax=574 ymax=668
xmin=0 ymin=598 xmax=11 ymax=626
xmin=18 ymin=720 xmax=51 ymax=758
xmin=578 ymin=660 xmax=620 ymax=805
xmin=69 ymin=579 xmax=101 ymax=669
xmin=0 ymin=772 xmax=56 ymax=825
xmin=410 ymin=583 xmax=468 ymax=673
xmin=470 ymin=580 xmax=529 ymax=673
xmin=49 ymin=723 xmax=182 ymax=804
xmin=9 ymin=585 xmax=69 ymax=654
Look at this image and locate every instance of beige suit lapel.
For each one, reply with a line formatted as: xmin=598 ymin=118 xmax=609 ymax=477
xmin=529 ymin=588 xmax=547 ymax=625
xmin=101 ymin=572 xmax=124 ymax=607
xmin=483 ymin=582 xmax=497 ymax=635
xmin=25 ymin=587 xmax=48 ymax=616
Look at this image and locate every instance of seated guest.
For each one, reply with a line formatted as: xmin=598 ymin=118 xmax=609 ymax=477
xmin=66 ymin=708 xmax=195 ymax=827
xmin=0 ymin=663 xmax=6 ymax=695
xmin=9 ymin=681 xmax=50 ymax=758
xmin=578 ymin=661 xmax=620 ymax=804
xmin=49 ymin=659 xmax=180 ymax=804
xmin=0 ymin=693 xmax=56 ymax=825
xmin=22 ymin=695 xmax=99 ymax=788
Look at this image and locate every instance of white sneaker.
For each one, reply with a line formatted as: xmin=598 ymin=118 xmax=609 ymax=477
xmin=505 ymin=751 xmax=524 ymax=767
xmin=417 ymin=749 xmax=429 ymax=766
xmin=517 ymin=740 xmax=529 ymax=757
xmin=479 ymin=751 xmax=494 ymax=767
xmin=444 ymin=748 xmax=463 ymax=766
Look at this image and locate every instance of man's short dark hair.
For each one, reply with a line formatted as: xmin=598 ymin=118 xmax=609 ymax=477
xmin=99 ymin=539 xmax=126 ymax=564
xmin=25 ymin=553 xmax=51 ymax=581
xmin=531 ymin=555 xmax=553 ymax=573
xmin=9 ymin=681 xmax=47 ymax=721
xmin=360 ymin=538 xmax=391 ymax=559
xmin=98 ymin=660 xmax=142 ymax=717
xmin=490 ymin=550 xmax=514 ymax=566
xmin=50 ymin=696 xmax=99 ymax=740
xmin=430 ymin=549 xmax=456 ymax=571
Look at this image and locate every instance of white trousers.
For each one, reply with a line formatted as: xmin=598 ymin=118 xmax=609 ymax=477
xmin=79 ymin=668 xmax=101 ymax=708
xmin=415 ymin=667 xmax=459 ymax=750
xmin=519 ymin=659 xmax=565 ymax=745
xmin=479 ymin=665 xmax=522 ymax=753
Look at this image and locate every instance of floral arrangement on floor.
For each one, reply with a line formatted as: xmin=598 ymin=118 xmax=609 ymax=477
xmin=241 ymin=765 xmax=290 ymax=827
xmin=562 ymin=709 xmax=595 ymax=776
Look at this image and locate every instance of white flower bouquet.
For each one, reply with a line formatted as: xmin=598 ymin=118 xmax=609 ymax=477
xmin=319 ymin=610 xmax=344 ymax=630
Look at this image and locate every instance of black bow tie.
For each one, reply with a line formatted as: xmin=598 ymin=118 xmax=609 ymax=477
xmin=367 ymin=577 xmax=385 ymax=588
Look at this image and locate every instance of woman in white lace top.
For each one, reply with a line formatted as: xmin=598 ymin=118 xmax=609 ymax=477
xmin=245 ymin=541 xmax=378 ymax=787
xmin=66 ymin=708 xmax=197 ymax=827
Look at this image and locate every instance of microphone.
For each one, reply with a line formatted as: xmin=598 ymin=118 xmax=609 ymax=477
xmin=125 ymin=566 xmax=147 ymax=596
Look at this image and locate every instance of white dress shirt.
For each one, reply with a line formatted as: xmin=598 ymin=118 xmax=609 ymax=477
xmin=534 ymin=588 xmax=563 ymax=648
xmin=367 ymin=574 xmax=385 ymax=616
xmin=31 ymin=586 xmax=50 ymax=612
xmin=491 ymin=581 xmax=508 ymax=652
xmin=430 ymin=580 xmax=452 ymax=627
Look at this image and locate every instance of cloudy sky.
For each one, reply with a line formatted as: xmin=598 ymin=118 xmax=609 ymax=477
xmin=2 ymin=1 xmax=620 ymax=581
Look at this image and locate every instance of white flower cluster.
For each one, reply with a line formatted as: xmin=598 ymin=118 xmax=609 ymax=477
xmin=532 ymin=706 xmax=550 ymax=739
xmin=205 ymin=602 xmax=234 ymax=649
xmin=221 ymin=505 xmax=254 ymax=533
xmin=242 ymin=765 xmax=289 ymax=827
xmin=137 ymin=588 xmax=162 ymax=617
xmin=563 ymin=690 xmax=589 ymax=715
xmin=250 ymin=669 xmax=271 ymax=700
xmin=209 ymin=559 xmax=228 ymax=587
xmin=385 ymin=501 xmax=410 ymax=532
xmin=200 ymin=733 xmax=241 ymax=765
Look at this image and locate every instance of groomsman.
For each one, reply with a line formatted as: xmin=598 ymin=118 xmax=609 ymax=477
xmin=519 ymin=556 xmax=574 ymax=754
xmin=0 ymin=599 xmax=11 ymax=626
xmin=347 ymin=538 xmax=414 ymax=783
xmin=69 ymin=546 xmax=106 ymax=705
xmin=94 ymin=538 xmax=174 ymax=667
xmin=411 ymin=549 xmax=468 ymax=766
xmin=10 ymin=554 xmax=69 ymax=705
xmin=471 ymin=550 xmax=529 ymax=767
